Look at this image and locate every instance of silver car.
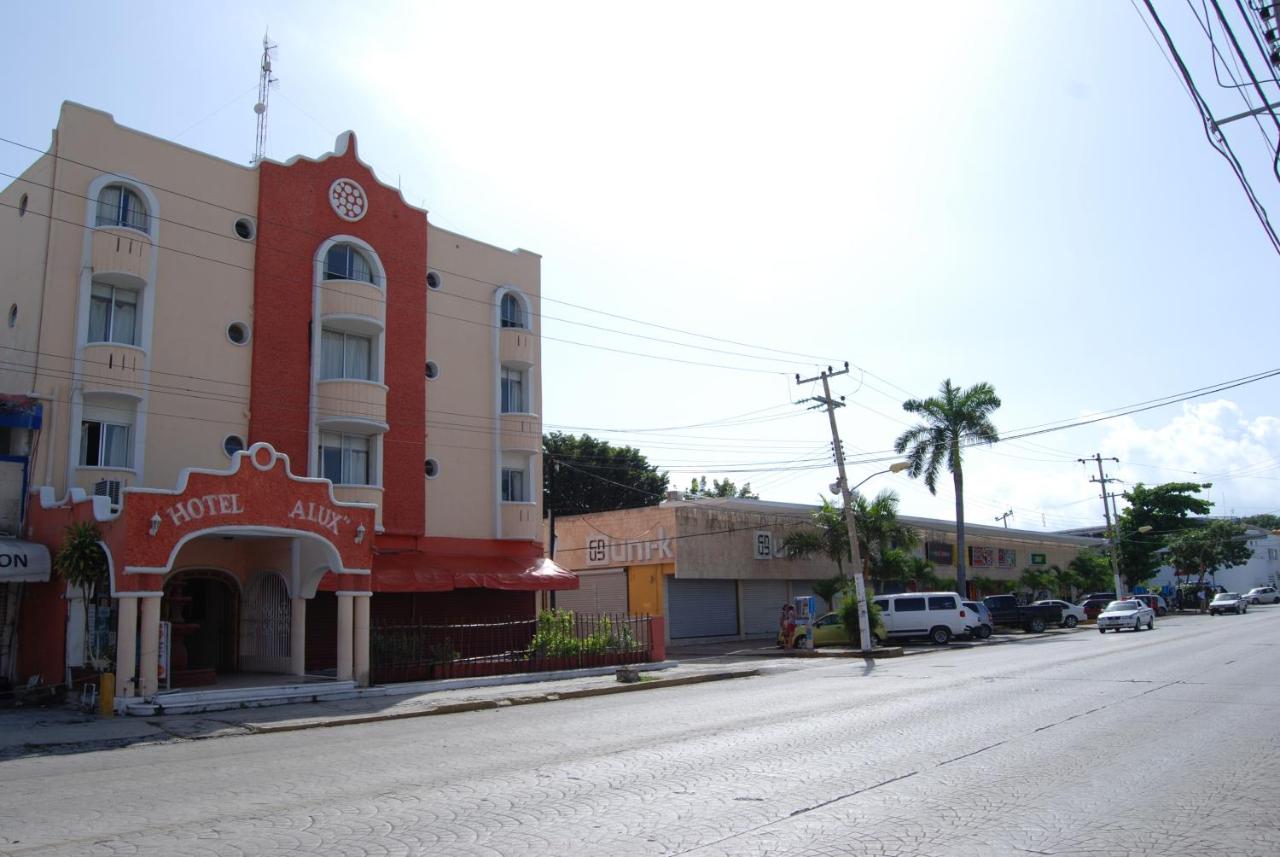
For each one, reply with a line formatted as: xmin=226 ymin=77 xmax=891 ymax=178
xmin=1210 ymin=592 xmax=1248 ymax=615
xmin=962 ymin=600 xmax=993 ymax=639
xmin=1097 ymin=599 xmax=1155 ymax=633
xmin=1246 ymin=586 xmax=1279 ymax=605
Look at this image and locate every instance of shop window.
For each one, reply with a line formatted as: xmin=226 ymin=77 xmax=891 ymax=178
xmin=95 ymin=183 xmax=150 ymax=232
xmin=319 ymin=431 xmax=371 ymax=485
xmin=88 ymin=282 xmax=140 ymax=346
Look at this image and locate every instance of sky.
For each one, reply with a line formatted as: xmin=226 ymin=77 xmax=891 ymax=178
xmin=5 ymin=1 xmax=1279 ymax=530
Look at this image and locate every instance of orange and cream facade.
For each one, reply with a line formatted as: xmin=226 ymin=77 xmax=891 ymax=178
xmin=0 ymin=102 xmax=573 ymax=700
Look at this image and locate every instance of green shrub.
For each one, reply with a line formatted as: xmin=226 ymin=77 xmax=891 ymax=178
xmin=838 ymin=587 xmax=886 ymax=644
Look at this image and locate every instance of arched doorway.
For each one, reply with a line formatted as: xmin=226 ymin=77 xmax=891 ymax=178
xmin=163 ymin=569 xmax=240 ymax=686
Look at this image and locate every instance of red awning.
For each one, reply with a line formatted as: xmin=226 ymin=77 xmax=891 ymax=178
xmin=371 ymin=553 xmax=579 ymax=592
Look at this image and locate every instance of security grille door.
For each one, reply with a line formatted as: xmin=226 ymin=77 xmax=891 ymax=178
xmin=240 ymin=573 xmax=291 ymax=673
xmin=555 ymin=569 xmax=628 ymax=615
xmin=741 ymin=580 xmax=789 ymax=635
xmin=667 ymin=578 xmax=739 ymax=638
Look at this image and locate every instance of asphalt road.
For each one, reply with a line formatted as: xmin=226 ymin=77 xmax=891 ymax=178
xmin=2 ymin=609 xmax=1278 ymax=856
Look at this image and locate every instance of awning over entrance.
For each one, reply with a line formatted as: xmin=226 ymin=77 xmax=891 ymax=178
xmin=372 ymin=553 xmax=579 ymax=592
xmin=0 ymin=539 xmax=51 ymax=583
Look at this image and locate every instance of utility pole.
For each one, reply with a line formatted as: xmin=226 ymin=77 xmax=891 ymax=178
xmin=1080 ymin=454 xmax=1124 ymax=597
xmin=995 ymin=509 xmax=1014 ymax=528
xmin=797 ymin=363 xmax=873 ymax=653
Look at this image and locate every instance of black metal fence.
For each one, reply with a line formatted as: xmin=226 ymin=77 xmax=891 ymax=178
xmin=370 ymin=610 xmax=653 ymax=684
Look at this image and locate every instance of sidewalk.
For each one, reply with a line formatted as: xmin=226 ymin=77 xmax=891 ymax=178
xmin=0 ymin=661 xmax=762 ymax=761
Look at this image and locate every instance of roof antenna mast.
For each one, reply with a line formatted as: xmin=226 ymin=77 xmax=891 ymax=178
xmin=252 ymin=32 xmax=278 ymax=165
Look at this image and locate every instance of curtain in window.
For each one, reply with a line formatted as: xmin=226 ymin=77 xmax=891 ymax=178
xmin=345 ymin=334 xmax=371 ymax=380
xmin=323 ymin=244 xmax=374 ymax=284
xmin=345 ymin=435 xmax=370 ymax=485
xmin=111 ymin=289 xmax=138 ymax=345
xmin=349 ymin=248 xmax=372 ymax=284
xmin=321 ymin=330 xmax=345 ymax=379
xmin=95 ymin=186 xmax=122 ymax=227
xmin=121 ymin=189 xmax=147 ymax=231
xmin=102 ymin=424 xmax=130 ymax=467
xmin=501 ymin=294 xmax=523 ymax=328
xmin=502 ymin=468 xmax=526 ymax=502
xmin=501 ymin=368 xmax=524 ymax=413
xmin=89 ymin=284 xmax=112 ymax=343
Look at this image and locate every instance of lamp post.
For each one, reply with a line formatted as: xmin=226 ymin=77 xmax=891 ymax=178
xmin=835 ymin=461 xmax=910 ymax=652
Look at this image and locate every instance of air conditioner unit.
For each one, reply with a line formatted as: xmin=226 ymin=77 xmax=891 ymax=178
xmin=93 ymin=479 xmax=122 ymax=508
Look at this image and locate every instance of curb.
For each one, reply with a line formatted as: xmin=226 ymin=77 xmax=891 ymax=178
xmin=781 ymin=647 xmax=905 ymax=659
xmin=246 ymin=669 xmax=760 ymax=734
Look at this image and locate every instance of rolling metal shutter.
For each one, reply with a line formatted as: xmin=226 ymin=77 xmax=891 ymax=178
xmin=555 ymin=569 xmax=628 ymax=616
xmin=667 ymin=578 xmax=738 ymax=638
xmin=741 ymin=579 xmax=789 ymax=636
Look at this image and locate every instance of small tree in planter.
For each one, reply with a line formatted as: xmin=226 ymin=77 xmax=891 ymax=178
xmin=55 ymin=521 xmax=111 ymax=672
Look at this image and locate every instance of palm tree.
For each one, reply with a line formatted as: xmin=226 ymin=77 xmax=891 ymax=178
xmin=853 ymin=489 xmax=919 ymax=577
xmin=782 ymin=498 xmax=850 ymax=575
xmin=893 ymin=379 xmax=1001 ymax=598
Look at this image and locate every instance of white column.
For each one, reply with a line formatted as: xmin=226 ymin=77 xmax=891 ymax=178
xmin=336 ymin=593 xmax=354 ymax=682
xmin=353 ymin=594 xmax=370 ymax=687
xmin=290 ymin=596 xmax=306 ymax=677
xmin=115 ymin=597 xmax=138 ymax=698
xmin=138 ymin=595 xmax=161 ymax=697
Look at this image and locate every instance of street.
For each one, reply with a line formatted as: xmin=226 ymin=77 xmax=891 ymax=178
xmin=2 ymin=609 xmax=1278 ymax=857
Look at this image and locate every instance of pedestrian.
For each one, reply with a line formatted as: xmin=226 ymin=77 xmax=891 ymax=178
xmin=1198 ymin=587 xmax=1208 ymax=613
xmin=779 ymin=604 xmax=796 ymax=649
xmin=1173 ymin=588 xmax=1183 ymax=612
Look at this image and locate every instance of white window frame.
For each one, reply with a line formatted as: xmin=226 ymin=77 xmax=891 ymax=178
xmin=501 ymin=466 xmax=527 ymax=502
xmin=79 ymin=419 xmax=132 ymax=468
xmin=95 ymin=183 xmax=150 ymax=233
xmin=88 ymin=281 xmax=141 ymax=346
xmin=323 ymin=243 xmax=377 ymax=285
xmin=500 ymin=293 xmax=526 ymax=329
xmin=320 ymin=328 xmax=377 ymax=382
xmin=318 ymin=430 xmax=375 ymax=486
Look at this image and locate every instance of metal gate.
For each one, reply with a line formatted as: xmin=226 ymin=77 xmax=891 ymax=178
xmin=667 ymin=578 xmax=738 ymax=638
xmin=239 ymin=572 xmax=290 ymax=673
xmin=740 ymin=579 xmax=789 ymax=636
xmin=555 ymin=569 xmax=627 ymax=615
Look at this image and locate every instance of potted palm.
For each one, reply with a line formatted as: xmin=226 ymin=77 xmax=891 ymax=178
xmin=55 ymin=522 xmax=113 ymax=685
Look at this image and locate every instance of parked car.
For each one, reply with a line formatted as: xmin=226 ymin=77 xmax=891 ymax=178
xmin=781 ymin=612 xmax=849 ymax=649
xmin=982 ymin=595 xmax=1063 ymax=633
xmin=1097 ymin=599 xmax=1155 ymax=633
xmin=1246 ymin=586 xmax=1279 ymax=605
xmin=871 ymin=592 xmax=973 ymax=645
xmin=1209 ymin=592 xmax=1248 ymax=615
xmin=962 ymin=600 xmax=993 ymax=639
xmin=1078 ymin=597 xmax=1112 ymax=622
xmin=1129 ymin=593 xmax=1168 ymax=617
xmin=1032 ymin=599 xmax=1085 ymax=628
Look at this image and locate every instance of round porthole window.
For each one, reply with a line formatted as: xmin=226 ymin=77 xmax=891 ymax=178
xmin=425 ymin=360 xmax=439 ymax=380
xmin=227 ymin=322 xmax=250 ymax=345
xmin=223 ymin=435 xmax=246 ymax=458
xmin=424 ymin=458 xmax=439 ymax=479
xmin=234 ymin=217 xmax=255 ymax=240
xmin=427 ymin=271 xmax=442 ymax=291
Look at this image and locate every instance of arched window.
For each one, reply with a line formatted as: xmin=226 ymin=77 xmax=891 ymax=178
xmin=324 ymin=243 xmax=375 ymax=284
xmin=500 ymin=293 xmax=525 ymax=329
xmin=95 ymin=184 xmax=149 ymax=232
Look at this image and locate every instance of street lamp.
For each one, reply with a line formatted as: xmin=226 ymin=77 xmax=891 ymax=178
xmin=835 ymin=461 xmax=910 ymax=653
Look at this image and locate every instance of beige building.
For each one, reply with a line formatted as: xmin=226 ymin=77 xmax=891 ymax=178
xmin=553 ymin=498 xmax=1104 ymax=640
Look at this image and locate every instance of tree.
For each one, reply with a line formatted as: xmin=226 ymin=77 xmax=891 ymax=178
xmin=1115 ymin=482 xmax=1213 ymax=587
xmin=1018 ymin=565 xmax=1061 ymax=600
xmin=1165 ymin=520 xmax=1254 ymax=590
xmin=55 ymin=521 xmax=110 ymax=668
xmin=893 ymin=379 xmax=1002 ymax=598
xmin=782 ymin=499 xmax=851 ymax=576
xmin=810 ymin=575 xmax=845 ymax=611
xmin=1242 ymin=513 xmax=1280 ymax=531
xmin=543 ymin=433 xmax=669 ymax=516
xmin=1067 ymin=551 xmax=1114 ymax=595
xmin=854 ymin=489 xmax=919 ymax=580
xmin=687 ymin=476 xmax=758 ymax=499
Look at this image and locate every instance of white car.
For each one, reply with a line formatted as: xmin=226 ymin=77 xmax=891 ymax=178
xmin=1209 ymin=592 xmax=1248 ymax=615
xmin=1246 ymin=586 xmax=1279 ymax=605
xmin=1097 ymin=599 xmax=1155 ymax=633
xmin=1033 ymin=599 xmax=1086 ymax=629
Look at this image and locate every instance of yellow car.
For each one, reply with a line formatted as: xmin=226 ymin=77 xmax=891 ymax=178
xmin=777 ymin=612 xmax=850 ymax=648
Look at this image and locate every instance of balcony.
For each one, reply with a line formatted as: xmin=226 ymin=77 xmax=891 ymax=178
xmin=499 ymin=327 xmax=534 ymax=367
xmin=318 ymin=278 xmax=385 ymax=327
xmin=81 ymin=343 xmax=146 ymax=397
xmin=500 ymin=502 xmax=539 ymax=541
xmin=333 ymin=484 xmax=384 ymax=530
xmin=315 ymin=380 xmax=388 ymax=431
xmin=500 ymin=412 xmax=539 ymax=452
xmin=91 ymin=228 xmax=151 ymax=281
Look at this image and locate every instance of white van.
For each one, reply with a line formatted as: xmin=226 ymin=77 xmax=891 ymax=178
xmin=871 ymin=592 xmax=973 ymax=645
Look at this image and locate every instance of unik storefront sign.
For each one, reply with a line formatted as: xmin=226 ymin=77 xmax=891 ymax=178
xmin=586 ymin=526 xmax=673 ymax=566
